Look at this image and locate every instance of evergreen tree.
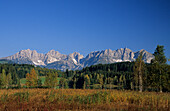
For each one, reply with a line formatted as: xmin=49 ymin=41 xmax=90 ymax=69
xmin=151 ymin=45 xmax=167 ymax=92
xmin=37 ymin=77 xmax=42 ymax=87
xmin=152 ymin=45 xmax=167 ymax=64
xmin=73 ymin=78 xmax=76 ymax=89
xmin=123 ymin=75 xmax=126 ymax=89
xmin=133 ymin=53 xmax=145 ymax=92
xmin=113 ymin=76 xmax=118 ymax=85
xmin=119 ymin=75 xmax=123 ymax=89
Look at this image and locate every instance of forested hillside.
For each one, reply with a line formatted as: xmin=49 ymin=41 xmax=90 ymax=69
xmin=65 ymin=62 xmax=169 ymax=92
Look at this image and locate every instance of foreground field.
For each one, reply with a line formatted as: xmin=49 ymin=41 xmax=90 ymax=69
xmin=0 ymin=89 xmax=169 ymax=111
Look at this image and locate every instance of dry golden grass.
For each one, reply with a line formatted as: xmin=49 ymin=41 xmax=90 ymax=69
xmin=0 ymin=89 xmax=169 ymax=111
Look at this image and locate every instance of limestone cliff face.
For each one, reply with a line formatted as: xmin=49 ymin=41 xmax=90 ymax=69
xmin=81 ymin=48 xmax=153 ymax=67
xmin=1 ymin=48 xmax=154 ymax=71
xmin=3 ymin=49 xmax=45 ymax=65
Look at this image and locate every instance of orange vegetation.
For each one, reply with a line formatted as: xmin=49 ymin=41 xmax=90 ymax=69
xmin=0 ymin=89 xmax=169 ymax=111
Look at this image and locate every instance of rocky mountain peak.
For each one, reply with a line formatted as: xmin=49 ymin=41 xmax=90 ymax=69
xmin=69 ymin=52 xmax=81 ymax=57
xmin=69 ymin=52 xmax=84 ymax=64
xmin=19 ymin=49 xmax=31 ymax=54
xmin=139 ymin=49 xmax=149 ymax=54
xmin=0 ymin=48 xmax=154 ymax=71
xmin=45 ymin=50 xmax=65 ymax=61
xmin=47 ymin=49 xmax=60 ymax=55
xmin=21 ymin=49 xmax=31 ymax=52
xmin=124 ymin=48 xmax=132 ymax=51
xmin=103 ymin=49 xmax=112 ymax=55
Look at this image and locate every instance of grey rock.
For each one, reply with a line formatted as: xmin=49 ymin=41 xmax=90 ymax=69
xmin=0 ymin=48 xmax=154 ymax=71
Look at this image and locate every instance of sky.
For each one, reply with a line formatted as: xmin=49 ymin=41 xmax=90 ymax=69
xmin=0 ymin=0 xmax=170 ymax=61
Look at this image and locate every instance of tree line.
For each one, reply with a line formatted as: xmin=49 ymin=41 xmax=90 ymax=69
xmin=0 ymin=64 xmax=63 ymax=88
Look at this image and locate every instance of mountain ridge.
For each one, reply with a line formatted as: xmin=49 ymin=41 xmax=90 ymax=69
xmin=0 ymin=48 xmax=154 ymax=71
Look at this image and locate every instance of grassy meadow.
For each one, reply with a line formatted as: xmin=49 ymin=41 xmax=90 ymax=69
xmin=0 ymin=89 xmax=169 ymax=111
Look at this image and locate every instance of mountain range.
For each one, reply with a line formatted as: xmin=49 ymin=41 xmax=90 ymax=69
xmin=0 ymin=48 xmax=154 ymax=71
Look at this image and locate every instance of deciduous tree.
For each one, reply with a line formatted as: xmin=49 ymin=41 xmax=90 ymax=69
xmin=0 ymin=69 xmax=7 ymax=88
xmin=26 ymin=68 xmax=38 ymax=87
xmin=6 ymin=73 xmax=12 ymax=88
xmin=45 ymin=72 xmax=58 ymax=89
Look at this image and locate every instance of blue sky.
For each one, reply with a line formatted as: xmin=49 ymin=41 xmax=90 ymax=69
xmin=0 ymin=0 xmax=169 ymax=61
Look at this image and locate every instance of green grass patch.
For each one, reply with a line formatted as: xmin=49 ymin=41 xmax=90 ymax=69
xmin=20 ymin=78 xmax=27 ymax=85
xmin=20 ymin=76 xmax=60 ymax=85
xmin=40 ymin=76 xmax=46 ymax=85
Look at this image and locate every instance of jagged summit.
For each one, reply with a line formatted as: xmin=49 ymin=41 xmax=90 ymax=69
xmin=0 ymin=48 xmax=154 ymax=71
